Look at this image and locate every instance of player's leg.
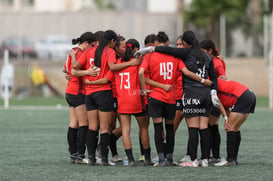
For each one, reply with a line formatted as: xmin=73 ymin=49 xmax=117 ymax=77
xmin=74 ymin=103 xmax=88 ymax=164
xmin=135 ymin=114 xmax=153 ymax=166
xmin=67 ymin=107 xmax=79 ymax=163
xmin=120 ymin=114 xmax=135 ymax=166
xmin=199 ymin=116 xmax=210 ymax=167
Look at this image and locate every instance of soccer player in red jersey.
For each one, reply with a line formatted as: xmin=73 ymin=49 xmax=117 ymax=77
xmin=139 ymin=31 xmax=212 ymax=166
xmin=76 ymin=30 xmax=118 ymax=165
xmin=63 ymin=32 xmax=97 ymax=164
xmin=113 ymin=39 xmax=153 ymax=166
xmin=214 ymin=79 xmax=256 ymax=166
xmin=108 ymin=35 xmax=126 ymax=162
xmin=85 ymin=39 xmax=153 ymax=166
xmin=200 ymin=39 xmax=227 ymax=164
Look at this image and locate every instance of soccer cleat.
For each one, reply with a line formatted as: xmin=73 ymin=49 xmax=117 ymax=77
xmin=101 ymin=160 xmax=116 ymax=166
xmin=201 ymin=159 xmax=208 ymax=167
xmin=224 ymin=161 xmax=237 ymax=166
xmin=151 ymin=156 xmax=159 ymax=164
xmin=75 ymin=158 xmax=87 ymax=164
xmin=96 ymin=156 xmax=102 ymax=164
xmin=111 ymin=155 xmax=122 ymax=162
xmin=179 ymin=159 xmax=199 ymax=167
xmin=214 ymin=159 xmax=228 ymax=167
xmin=138 ymin=155 xmax=145 ymax=162
xmin=124 ymin=161 xmax=135 ymax=167
xmin=69 ymin=153 xmax=77 ymax=164
xmin=153 ymin=161 xmax=167 ymax=167
xmin=180 ymin=155 xmax=191 ymax=163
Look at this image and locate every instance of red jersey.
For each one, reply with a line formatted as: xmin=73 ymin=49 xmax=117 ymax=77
xmin=64 ymin=47 xmax=85 ymax=95
xmin=175 ymin=72 xmax=183 ymax=100
xmin=111 ymin=57 xmax=120 ymax=98
xmin=141 ymin=52 xmax=186 ymax=104
xmin=213 ymin=57 xmax=226 ymax=77
xmin=78 ymin=46 xmax=116 ymax=95
xmin=217 ymin=79 xmax=248 ymax=108
xmin=115 ymin=58 xmax=142 ymax=114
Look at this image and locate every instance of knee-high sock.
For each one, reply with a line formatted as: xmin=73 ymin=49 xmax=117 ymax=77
xmin=139 ymin=137 xmax=144 ymax=156
xmin=67 ymin=127 xmax=78 ymax=157
xmin=186 ymin=127 xmax=190 ymax=155
xmin=100 ymin=133 xmax=110 ymax=163
xmin=165 ymin=123 xmax=174 ymax=161
xmin=154 ymin=122 xmax=164 ymax=162
xmin=110 ymin=133 xmax=118 ymax=157
xmin=199 ymin=128 xmax=210 ymax=159
xmin=234 ymin=131 xmax=241 ymax=161
xmin=188 ymin=127 xmax=199 ymax=161
xmin=226 ymin=131 xmax=236 ymax=162
xmin=143 ymin=147 xmax=151 ymax=161
xmin=77 ymin=126 xmax=88 ymax=158
xmin=125 ymin=148 xmax=134 ymax=162
xmin=86 ymin=129 xmax=98 ymax=161
xmin=211 ymin=125 xmax=221 ymax=159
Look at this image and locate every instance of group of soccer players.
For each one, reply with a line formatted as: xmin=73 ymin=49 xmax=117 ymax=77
xmin=63 ymin=29 xmax=256 ymax=167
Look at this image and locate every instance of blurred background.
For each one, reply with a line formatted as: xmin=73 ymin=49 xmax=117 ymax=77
xmin=0 ymin=0 xmax=272 ymax=108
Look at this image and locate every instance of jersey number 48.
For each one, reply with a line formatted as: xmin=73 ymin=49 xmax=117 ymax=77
xmin=160 ymin=62 xmax=173 ymax=80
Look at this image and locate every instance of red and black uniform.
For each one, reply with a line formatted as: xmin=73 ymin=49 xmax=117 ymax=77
xmin=115 ymin=58 xmax=143 ymax=115
xmin=217 ymin=79 xmax=256 ymax=113
xmin=141 ymin=51 xmax=185 ymax=163
xmin=77 ymin=46 xmax=116 ymax=164
xmin=64 ymin=47 xmax=85 ymax=107
xmin=78 ymin=46 xmax=115 ymax=111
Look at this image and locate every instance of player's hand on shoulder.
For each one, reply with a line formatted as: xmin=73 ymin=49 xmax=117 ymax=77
xmin=70 ymin=49 xmax=79 ymax=57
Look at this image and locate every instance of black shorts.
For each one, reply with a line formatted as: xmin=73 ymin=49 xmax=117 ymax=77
xmin=182 ymin=86 xmax=212 ymax=118
xmin=113 ymin=97 xmax=118 ymax=112
xmin=148 ymin=97 xmax=176 ymax=120
xmin=231 ymin=89 xmax=256 ymax=113
xmin=176 ymin=99 xmax=183 ymax=110
xmin=210 ymin=106 xmax=221 ymax=118
xmin=85 ymin=90 xmax=114 ymax=112
xmin=65 ymin=93 xmax=85 ymax=108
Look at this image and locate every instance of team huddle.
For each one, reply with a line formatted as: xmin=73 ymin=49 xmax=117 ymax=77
xmin=63 ymin=29 xmax=256 ymax=167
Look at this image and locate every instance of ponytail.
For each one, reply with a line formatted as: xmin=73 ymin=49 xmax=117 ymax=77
xmin=94 ymin=30 xmax=117 ymax=67
xmin=121 ymin=39 xmax=140 ymax=62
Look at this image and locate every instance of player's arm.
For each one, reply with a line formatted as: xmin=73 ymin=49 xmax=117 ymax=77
xmin=180 ymin=67 xmax=212 ymax=87
xmin=71 ymin=66 xmax=99 ymax=77
xmin=70 ymin=49 xmax=82 ymax=69
xmin=85 ymin=77 xmax=109 ymax=85
xmin=144 ymin=77 xmax=172 ymax=92
xmin=139 ymin=67 xmax=154 ymax=95
xmin=109 ymin=58 xmax=141 ymax=72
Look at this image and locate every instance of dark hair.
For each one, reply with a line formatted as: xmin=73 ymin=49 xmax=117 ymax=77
xmin=72 ymin=32 xmax=96 ymax=45
xmin=144 ymin=34 xmax=158 ymax=45
xmin=94 ymin=30 xmax=117 ymax=67
xmin=94 ymin=30 xmax=104 ymax=42
xmin=182 ymin=31 xmax=204 ymax=67
xmin=115 ymin=35 xmax=126 ymax=49
xmin=200 ymin=39 xmax=219 ymax=56
xmin=121 ymin=39 xmax=140 ymax=62
xmin=157 ymin=31 xmax=169 ymax=44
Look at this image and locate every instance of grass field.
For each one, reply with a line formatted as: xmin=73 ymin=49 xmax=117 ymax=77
xmin=0 ymin=98 xmax=273 ymax=181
